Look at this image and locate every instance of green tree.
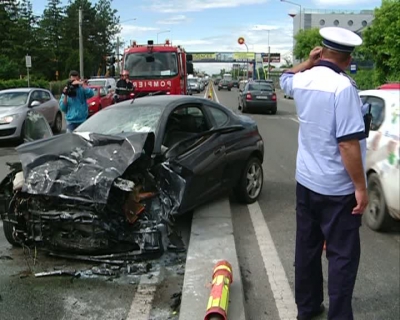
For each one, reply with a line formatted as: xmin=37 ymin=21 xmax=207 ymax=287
xmin=38 ymin=0 xmax=66 ymax=80
xmin=362 ymin=0 xmax=400 ymax=83
xmin=0 ymin=55 xmax=19 ymax=79
xmin=293 ymin=28 xmax=322 ymax=61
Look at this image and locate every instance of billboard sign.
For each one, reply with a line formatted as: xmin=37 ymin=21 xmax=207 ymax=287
xmin=261 ymin=53 xmax=281 ymax=63
xmin=190 ymin=52 xmax=255 ymax=63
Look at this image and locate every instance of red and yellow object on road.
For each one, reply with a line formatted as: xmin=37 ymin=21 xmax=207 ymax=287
xmin=204 ymin=260 xmax=233 ymax=320
xmin=208 ymin=83 xmax=213 ymax=100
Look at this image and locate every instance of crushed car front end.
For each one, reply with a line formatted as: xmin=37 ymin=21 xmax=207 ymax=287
xmin=0 ymin=131 xmax=186 ymax=261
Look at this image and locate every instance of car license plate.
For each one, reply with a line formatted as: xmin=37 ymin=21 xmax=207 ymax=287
xmin=223 ymin=86 xmax=227 ymax=88
xmin=256 ymin=96 xmax=268 ymax=99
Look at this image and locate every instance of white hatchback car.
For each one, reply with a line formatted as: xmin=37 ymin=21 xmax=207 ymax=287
xmin=359 ymin=89 xmax=400 ymax=231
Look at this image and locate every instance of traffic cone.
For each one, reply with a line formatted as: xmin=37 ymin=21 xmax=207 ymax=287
xmin=204 ymin=260 xmax=233 ymax=320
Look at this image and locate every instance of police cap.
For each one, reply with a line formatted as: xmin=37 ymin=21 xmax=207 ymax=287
xmin=319 ymin=27 xmax=363 ymax=53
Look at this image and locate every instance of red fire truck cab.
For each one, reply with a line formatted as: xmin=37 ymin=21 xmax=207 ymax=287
xmin=122 ymin=39 xmax=194 ymax=96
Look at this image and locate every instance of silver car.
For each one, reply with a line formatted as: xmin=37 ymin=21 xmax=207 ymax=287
xmin=0 ymin=88 xmax=62 ymax=141
xmin=188 ymin=78 xmax=201 ymax=93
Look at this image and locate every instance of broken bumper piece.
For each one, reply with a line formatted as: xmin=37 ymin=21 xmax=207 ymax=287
xmin=1 ymin=132 xmax=186 ymax=260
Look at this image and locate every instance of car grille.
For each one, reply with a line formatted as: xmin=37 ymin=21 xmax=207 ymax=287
xmin=0 ymin=128 xmax=16 ymax=137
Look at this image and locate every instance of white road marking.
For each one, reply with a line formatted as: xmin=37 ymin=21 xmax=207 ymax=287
xmin=127 ymin=269 xmax=164 ymax=320
xmin=248 ymin=202 xmax=298 ymax=320
xmin=213 ymin=87 xmax=298 ymax=320
xmin=290 ymin=117 xmax=299 ymax=123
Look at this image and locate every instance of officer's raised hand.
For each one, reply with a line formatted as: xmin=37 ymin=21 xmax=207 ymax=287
xmin=309 ymin=46 xmax=323 ymax=65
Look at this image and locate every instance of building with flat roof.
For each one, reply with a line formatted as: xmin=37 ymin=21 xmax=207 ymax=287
xmin=291 ymin=9 xmax=374 ymax=62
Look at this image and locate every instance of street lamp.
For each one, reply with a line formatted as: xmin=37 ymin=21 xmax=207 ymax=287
xmin=157 ymin=30 xmax=170 ymax=43
xmin=280 ymin=0 xmax=302 ymax=33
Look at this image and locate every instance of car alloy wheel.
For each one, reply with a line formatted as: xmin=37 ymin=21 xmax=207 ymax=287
xmin=54 ymin=112 xmax=62 ymax=133
xmin=246 ymin=161 xmax=263 ymax=199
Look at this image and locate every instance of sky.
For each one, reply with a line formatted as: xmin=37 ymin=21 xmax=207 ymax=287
xmin=34 ymin=0 xmax=381 ymax=74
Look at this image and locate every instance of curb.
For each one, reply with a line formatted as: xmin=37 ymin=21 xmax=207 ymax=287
xmin=179 ymin=198 xmax=246 ymax=320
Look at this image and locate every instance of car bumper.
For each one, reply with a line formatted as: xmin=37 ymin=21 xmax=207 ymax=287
xmin=244 ymin=101 xmax=277 ymax=111
xmin=218 ymin=86 xmax=232 ymax=90
xmin=0 ymin=123 xmax=22 ymax=140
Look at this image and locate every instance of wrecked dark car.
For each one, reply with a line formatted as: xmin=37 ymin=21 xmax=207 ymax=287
xmin=0 ymin=95 xmax=264 ymax=260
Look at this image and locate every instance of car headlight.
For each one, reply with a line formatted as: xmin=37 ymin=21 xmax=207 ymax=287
xmin=0 ymin=114 xmax=19 ymax=124
xmin=90 ymin=102 xmax=96 ymax=106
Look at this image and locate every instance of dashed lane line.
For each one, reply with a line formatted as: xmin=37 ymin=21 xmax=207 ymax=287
xmin=213 ymin=85 xmax=298 ymax=320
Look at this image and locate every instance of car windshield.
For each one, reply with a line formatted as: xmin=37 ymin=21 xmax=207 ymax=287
xmin=124 ymin=52 xmax=178 ymax=78
xmin=90 ymin=87 xmax=99 ymax=95
xmin=188 ymin=79 xmax=197 ymax=83
xmin=75 ymin=105 xmax=162 ymax=135
xmin=248 ymin=83 xmax=273 ymax=91
xmin=88 ymin=80 xmax=106 ymax=87
xmin=0 ymin=92 xmax=29 ymax=107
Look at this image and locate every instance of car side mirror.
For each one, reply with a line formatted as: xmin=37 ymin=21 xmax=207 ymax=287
xmin=187 ymin=62 xmax=194 ymax=74
xmin=30 ymin=100 xmax=41 ymax=108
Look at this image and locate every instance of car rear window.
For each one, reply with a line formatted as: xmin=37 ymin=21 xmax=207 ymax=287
xmin=248 ymin=83 xmax=273 ymax=91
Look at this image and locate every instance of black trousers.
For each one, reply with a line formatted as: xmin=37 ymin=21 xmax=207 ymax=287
xmin=295 ymin=183 xmax=361 ymax=320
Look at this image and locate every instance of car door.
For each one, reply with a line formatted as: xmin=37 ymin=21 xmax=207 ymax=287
xmin=29 ymin=90 xmax=51 ymax=121
xmin=162 ymin=104 xmax=227 ymax=212
xmin=39 ymin=90 xmax=55 ymax=123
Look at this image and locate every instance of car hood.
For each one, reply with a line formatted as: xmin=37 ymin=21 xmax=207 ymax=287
xmin=0 ymin=106 xmax=25 ymax=117
xmin=15 ymin=132 xmax=156 ymax=203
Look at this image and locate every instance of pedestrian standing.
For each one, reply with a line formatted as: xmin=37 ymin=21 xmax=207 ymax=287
xmin=280 ymin=27 xmax=369 ymax=320
xmin=59 ymin=70 xmax=94 ymax=133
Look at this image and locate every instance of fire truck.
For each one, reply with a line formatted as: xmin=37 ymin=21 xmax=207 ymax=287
xmin=121 ymin=39 xmax=194 ymax=96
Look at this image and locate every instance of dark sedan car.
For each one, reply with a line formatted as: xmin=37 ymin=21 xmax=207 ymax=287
xmin=0 ymin=96 xmax=264 ymax=258
xmin=238 ymin=81 xmax=277 ymax=114
xmin=231 ymin=80 xmax=239 ymax=88
xmin=218 ymin=80 xmax=233 ymax=91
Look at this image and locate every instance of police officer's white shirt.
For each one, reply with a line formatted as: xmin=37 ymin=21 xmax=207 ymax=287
xmin=280 ymin=61 xmax=367 ymax=196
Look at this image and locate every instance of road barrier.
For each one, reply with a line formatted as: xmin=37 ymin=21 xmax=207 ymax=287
xmin=204 ymin=260 xmax=233 ymax=320
xmin=208 ymin=82 xmax=213 ymax=100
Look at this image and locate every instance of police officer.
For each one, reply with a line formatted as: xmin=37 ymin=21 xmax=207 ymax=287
xmin=280 ymin=27 xmax=369 ymax=320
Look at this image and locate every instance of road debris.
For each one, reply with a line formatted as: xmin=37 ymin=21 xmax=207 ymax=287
xmin=35 ymin=270 xmax=77 ymax=278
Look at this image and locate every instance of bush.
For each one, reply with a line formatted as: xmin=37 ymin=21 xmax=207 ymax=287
xmin=348 ymin=69 xmax=380 ymax=90
xmin=0 ymin=79 xmax=49 ymax=90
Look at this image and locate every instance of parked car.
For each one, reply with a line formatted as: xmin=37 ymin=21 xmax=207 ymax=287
xmin=87 ymin=77 xmax=116 ymax=92
xmin=232 ymin=80 xmax=239 ymax=88
xmin=218 ymin=80 xmax=233 ymax=91
xmin=214 ymin=78 xmax=221 ymax=85
xmin=87 ymin=85 xmax=114 ymax=116
xmin=238 ymin=80 xmax=277 ymax=114
xmin=0 ymin=95 xmax=264 ymax=257
xmin=360 ymin=89 xmax=400 ymax=231
xmin=0 ymin=88 xmax=62 ymax=141
xmin=188 ymin=77 xmax=201 ymax=93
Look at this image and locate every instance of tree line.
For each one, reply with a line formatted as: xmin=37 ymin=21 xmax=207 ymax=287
xmin=0 ymin=0 xmax=120 ymax=81
xmin=292 ymin=0 xmax=399 ymax=88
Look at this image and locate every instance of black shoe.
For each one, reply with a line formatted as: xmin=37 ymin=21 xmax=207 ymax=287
xmin=297 ymin=304 xmax=325 ymax=320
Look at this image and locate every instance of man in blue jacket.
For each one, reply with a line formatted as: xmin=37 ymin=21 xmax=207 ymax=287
xmin=59 ymin=70 xmax=94 ymax=132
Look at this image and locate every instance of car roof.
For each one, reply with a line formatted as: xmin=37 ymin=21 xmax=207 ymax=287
xmin=0 ymin=88 xmax=41 ymax=93
xmin=359 ymin=89 xmax=400 ymax=105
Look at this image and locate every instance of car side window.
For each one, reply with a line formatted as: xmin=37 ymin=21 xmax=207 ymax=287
xmin=209 ymin=107 xmax=229 ymax=127
xmin=360 ymin=95 xmax=368 ymax=104
xmin=30 ymin=90 xmax=41 ymax=103
xmin=368 ymin=96 xmax=385 ymax=131
xmin=41 ymin=91 xmax=51 ymax=102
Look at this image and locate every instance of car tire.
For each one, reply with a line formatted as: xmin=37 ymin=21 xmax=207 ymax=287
xmin=234 ymin=157 xmax=263 ymax=204
xmin=3 ymin=221 xmax=20 ymax=247
xmin=365 ymin=172 xmax=393 ymax=231
xmin=228 ymin=88 xmax=231 ymax=91
xmin=271 ymin=107 xmax=277 ymax=115
xmin=52 ymin=112 xmax=63 ymax=133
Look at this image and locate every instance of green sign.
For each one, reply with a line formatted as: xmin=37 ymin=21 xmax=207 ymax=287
xmin=190 ymin=52 xmax=255 ymax=62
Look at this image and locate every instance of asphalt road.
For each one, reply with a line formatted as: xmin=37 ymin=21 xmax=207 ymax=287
xmin=213 ymin=85 xmax=400 ymax=320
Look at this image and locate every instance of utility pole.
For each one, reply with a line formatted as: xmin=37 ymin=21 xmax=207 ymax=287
xmin=267 ymin=30 xmax=271 ymax=79
xmin=79 ymin=7 xmax=84 ymax=78
xmin=116 ymin=37 xmax=120 ymax=75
